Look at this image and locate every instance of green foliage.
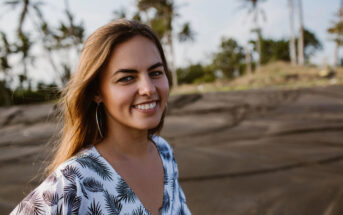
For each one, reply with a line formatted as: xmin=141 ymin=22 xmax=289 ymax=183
xmin=327 ymin=19 xmax=343 ymax=46
xmin=178 ymin=22 xmax=195 ymax=42
xmin=0 ymin=32 xmax=12 ymax=71
xmin=212 ymin=37 xmax=245 ymax=78
xmin=8 ymin=83 xmax=60 ymax=105
xmin=0 ymin=81 xmax=12 ymax=106
xmin=177 ymin=64 xmax=204 ymax=84
xmin=260 ymin=39 xmax=290 ymax=64
xmin=302 ymin=29 xmax=322 ymax=59
xmin=250 ymin=28 xmax=322 ymax=64
xmin=177 ymin=64 xmax=215 ymax=84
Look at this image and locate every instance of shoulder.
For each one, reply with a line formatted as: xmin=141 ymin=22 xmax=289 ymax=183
xmin=152 ymin=135 xmax=174 ymax=161
xmin=54 ymin=146 xmax=103 ymax=181
xmin=10 ymin=147 xmax=113 ymax=215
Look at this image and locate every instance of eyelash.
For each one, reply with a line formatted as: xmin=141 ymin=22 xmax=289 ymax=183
xmin=117 ymin=71 xmax=163 ymax=83
xmin=118 ymin=76 xmax=134 ymax=83
xmin=150 ymin=71 xmax=163 ymax=77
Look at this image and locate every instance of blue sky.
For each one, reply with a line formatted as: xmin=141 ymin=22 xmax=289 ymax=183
xmin=0 ymin=0 xmax=340 ymax=84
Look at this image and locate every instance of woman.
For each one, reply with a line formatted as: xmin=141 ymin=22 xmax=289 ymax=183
xmin=11 ymin=19 xmax=191 ymax=215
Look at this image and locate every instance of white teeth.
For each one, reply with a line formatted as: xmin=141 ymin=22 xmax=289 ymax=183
xmin=135 ymin=102 xmax=156 ymax=110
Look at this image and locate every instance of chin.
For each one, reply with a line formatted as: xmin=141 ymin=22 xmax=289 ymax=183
xmin=135 ymin=120 xmax=161 ymax=130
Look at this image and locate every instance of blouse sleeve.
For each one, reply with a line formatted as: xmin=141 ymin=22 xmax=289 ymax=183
xmin=170 ymin=145 xmax=192 ymax=215
xmin=10 ymin=167 xmax=85 ymax=215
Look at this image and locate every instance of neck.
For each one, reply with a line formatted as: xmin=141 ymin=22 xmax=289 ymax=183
xmin=98 ymin=121 xmax=152 ymax=159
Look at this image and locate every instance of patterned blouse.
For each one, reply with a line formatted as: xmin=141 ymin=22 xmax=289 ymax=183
xmin=11 ymin=136 xmax=191 ymax=215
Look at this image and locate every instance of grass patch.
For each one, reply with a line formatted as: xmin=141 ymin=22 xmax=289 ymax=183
xmin=171 ymin=61 xmax=343 ymax=95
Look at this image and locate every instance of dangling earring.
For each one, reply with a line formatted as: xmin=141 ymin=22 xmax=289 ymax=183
xmin=95 ymin=103 xmax=103 ymax=139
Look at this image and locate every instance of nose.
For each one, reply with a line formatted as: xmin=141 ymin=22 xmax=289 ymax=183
xmin=138 ymin=74 xmax=156 ymax=97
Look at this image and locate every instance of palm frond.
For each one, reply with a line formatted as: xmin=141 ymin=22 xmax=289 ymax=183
xmin=17 ymin=191 xmax=44 ymax=215
xmin=103 ymin=191 xmax=122 ymax=215
xmin=170 ymin=170 xmax=177 ymax=197
xmin=179 ymin=204 xmax=187 ymax=215
xmin=164 ymin=166 xmax=169 ymax=186
xmin=87 ymin=199 xmax=103 ymax=215
xmin=46 ymin=172 xmax=57 ymax=184
xmin=42 ymin=191 xmax=59 ymax=206
xmin=80 ymin=183 xmax=89 ymax=199
xmin=71 ymin=196 xmax=82 ymax=215
xmin=4 ymin=0 xmax=20 ymax=8
xmin=174 ymin=205 xmax=182 ymax=215
xmin=132 ymin=206 xmax=146 ymax=215
xmin=52 ymin=204 xmax=63 ymax=215
xmin=161 ymin=191 xmax=170 ymax=213
xmin=63 ymin=183 xmax=77 ymax=204
xmin=179 ymin=187 xmax=186 ymax=203
xmin=157 ymin=144 xmax=171 ymax=160
xmin=61 ymin=165 xmax=83 ymax=182
xmin=178 ymin=22 xmax=195 ymax=42
xmin=116 ymin=178 xmax=136 ymax=203
xmin=76 ymin=154 xmax=113 ymax=181
xmin=83 ymin=177 xmax=104 ymax=193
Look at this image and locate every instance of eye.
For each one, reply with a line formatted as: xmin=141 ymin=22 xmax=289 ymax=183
xmin=150 ymin=71 xmax=163 ymax=78
xmin=118 ymin=76 xmax=134 ymax=83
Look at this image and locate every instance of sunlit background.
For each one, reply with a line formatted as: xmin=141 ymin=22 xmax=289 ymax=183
xmin=1 ymin=0 xmax=343 ymax=214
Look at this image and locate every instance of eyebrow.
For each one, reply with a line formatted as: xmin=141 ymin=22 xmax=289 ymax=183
xmin=113 ymin=62 xmax=164 ymax=76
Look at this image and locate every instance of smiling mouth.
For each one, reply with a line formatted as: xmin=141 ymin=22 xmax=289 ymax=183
xmin=132 ymin=101 xmax=158 ymax=111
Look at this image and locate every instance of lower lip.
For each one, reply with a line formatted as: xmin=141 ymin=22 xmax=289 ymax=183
xmin=132 ymin=102 xmax=159 ymax=114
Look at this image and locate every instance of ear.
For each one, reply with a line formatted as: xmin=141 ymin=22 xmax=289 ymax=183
xmin=94 ymin=94 xmax=102 ymax=103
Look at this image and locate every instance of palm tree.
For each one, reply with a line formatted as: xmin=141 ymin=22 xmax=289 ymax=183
xmin=4 ymin=0 xmax=44 ymax=35
xmin=137 ymin=0 xmax=178 ymax=87
xmin=239 ymin=0 xmax=267 ymax=72
xmin=0 ymin=32 xmax=12 ymax=105
xmin=112 ymin=7 xmax=127 ymax=20
xmin=288 ymin=0 xmax=297 ymax=65
xmin=245 ymin=43 xmax=252 ymax=74
xmin=15 ymin=31 xmax=33 ymax=90
xmin=136 ymin=0 xmax=194 ymax=88
xmin=297 ymin=0 xmax=304 ymax=65
xmin=3 ymin=0 xmax=44 ymax=90
xmin=38 ymin=0 xmax=85 ymax=86
xmin=328 ymin=0 xmax=343 ymax=67
xmin=178 ymin=22 xmax=195 ymax=43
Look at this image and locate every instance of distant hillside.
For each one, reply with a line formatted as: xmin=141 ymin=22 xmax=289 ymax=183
xmin=172 ymin=62 xmax=343 ymax=94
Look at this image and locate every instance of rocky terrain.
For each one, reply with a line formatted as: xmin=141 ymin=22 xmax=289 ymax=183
xmin=1 ymin=85 xmax=343 ymax=215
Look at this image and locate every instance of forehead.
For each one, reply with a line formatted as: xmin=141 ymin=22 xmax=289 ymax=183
xmin=106 ymin=35 xmax=162 ymax=71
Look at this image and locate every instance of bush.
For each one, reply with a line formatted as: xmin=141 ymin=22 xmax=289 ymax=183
xmin=177 ymin=64 xmax=206 ymax=84
xmin=9 ymin=83 xmax=60 ymax=105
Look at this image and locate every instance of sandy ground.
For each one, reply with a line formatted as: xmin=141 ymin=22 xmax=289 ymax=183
xmin=1 ymin=85 xmax=343 ymax=215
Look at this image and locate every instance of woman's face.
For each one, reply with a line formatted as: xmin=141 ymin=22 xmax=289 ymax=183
xmin=97 ymin=35 xmax=169 ymax=132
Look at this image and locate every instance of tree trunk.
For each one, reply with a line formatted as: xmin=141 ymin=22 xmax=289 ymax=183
xmin=297 ymin=0 xmax=304 ymax=65
xmin=0 ymin=82 xmax=11 ymax=106
xmin=167 ymin=31 xmax=178 ymax=88
xmin=256 ymin=30 xmax=262 ymax=72
xmin=245 ymin=43 xmax=252 ymax=74
xmin=334 ymin=42 xmax=339 ymax=67
xmin=288 ymin=0 xmax=297 ymax=65
xmin=18 ymin=0 xmax=30 ymax=34
xmin=254 ymin=10 xmax=261 ymax=72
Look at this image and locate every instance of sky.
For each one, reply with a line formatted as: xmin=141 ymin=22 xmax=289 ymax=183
xmin=0 ymin=0 xmax=340 ymax=84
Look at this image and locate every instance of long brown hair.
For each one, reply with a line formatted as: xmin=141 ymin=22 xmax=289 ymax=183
xmin=46 ymin=19 xmax=171 ymax=175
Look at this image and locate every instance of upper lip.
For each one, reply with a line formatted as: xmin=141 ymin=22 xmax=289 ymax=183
xmin=133 ymin=100 xmax=159 ymax=106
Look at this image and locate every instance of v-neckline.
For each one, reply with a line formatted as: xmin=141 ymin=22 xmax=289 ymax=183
xmin=92 ymin=138 xmax=167 ymax=215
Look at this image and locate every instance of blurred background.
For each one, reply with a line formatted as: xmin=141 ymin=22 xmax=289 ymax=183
xmin=1 ymin=0 xmax=343 ymax=214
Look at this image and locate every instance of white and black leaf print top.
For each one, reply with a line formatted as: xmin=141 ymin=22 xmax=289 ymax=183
xmin=11 ymin=136 xmax=191 ymax=215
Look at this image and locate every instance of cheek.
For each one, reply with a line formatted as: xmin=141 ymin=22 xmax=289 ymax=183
xmin=158 ymin=78 xmax=170 ymax=100
xmin=101 ymin=85 xmax=133 ymax=109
